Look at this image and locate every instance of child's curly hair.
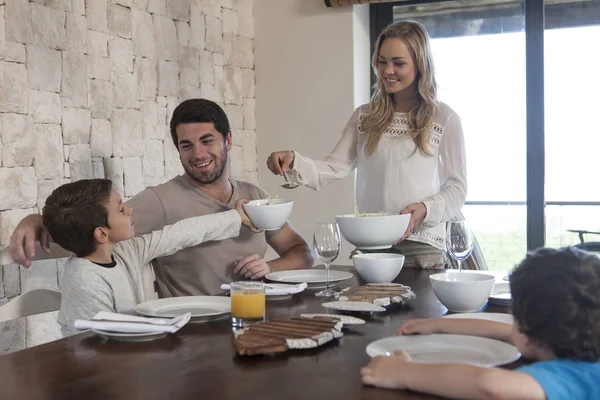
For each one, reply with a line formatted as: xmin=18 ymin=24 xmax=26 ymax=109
xmin=510 ymin=247 xmax=600 ymax=361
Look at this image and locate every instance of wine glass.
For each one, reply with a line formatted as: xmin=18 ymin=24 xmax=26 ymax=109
xmin=446 ymin=220 xmax=475 ymax=273
xmin=313 ymin=222 xmax=341 ymax=297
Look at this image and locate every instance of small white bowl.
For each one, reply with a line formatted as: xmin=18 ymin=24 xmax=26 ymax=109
xmin=335 ymin=213 xmax=410 ymax=250
xmin=352 ymin=253 xmax=405 ymax=283
xmin=429 ymin=272 xmax=496 ymax=313
xmin=242 ymin=199 xmax=293 ymax=231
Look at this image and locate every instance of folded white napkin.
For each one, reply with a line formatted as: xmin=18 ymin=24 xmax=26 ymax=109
xmin=74 ymin=311 xmax=191 ymax=334
xmin=220 ymin=282 xmax=307 ymax=296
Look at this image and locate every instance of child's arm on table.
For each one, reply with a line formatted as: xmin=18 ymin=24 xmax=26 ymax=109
xmin=399 ymin=317 xmax=514 ymax=344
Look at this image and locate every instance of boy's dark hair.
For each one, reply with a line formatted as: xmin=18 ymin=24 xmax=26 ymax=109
xmin=42 ymin=179 xmax=113 ymax=258
xmin=169 ymin=98 xmax=230 ymax=149
xmin=510 ymin=246 xmax=600 ymax=361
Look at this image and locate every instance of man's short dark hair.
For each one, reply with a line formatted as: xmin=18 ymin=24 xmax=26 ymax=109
xmin=169 ymin=99 xmax=230 ymax=149
xmin=42 ymin=179 xmax=113 ymax=257
xmin=510 ymin=246 xmax=600 ymax=361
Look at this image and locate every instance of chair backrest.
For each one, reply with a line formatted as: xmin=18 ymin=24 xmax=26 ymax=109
xmin=0 ymin=242 xmax=73 ymax=266
xmin=0 ymin=289 xmax=61 ymax=322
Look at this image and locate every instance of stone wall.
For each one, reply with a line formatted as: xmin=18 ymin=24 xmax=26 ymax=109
xmin=0 ymin=0 xmax=256 ymax=354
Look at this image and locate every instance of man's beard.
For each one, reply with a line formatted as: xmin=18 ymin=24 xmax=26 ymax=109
xmin=184 ymin=147 xmax=228 ymax=185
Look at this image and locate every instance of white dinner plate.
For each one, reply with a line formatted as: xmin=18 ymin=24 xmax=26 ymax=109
xmin=265 ymin=269 xmax=354 ymax=289
xmin=443 ymin=312 xmax=514 ymax=324
xmin=366 ymin=334 xmax=521 ymax=367
xmin=135 ymin=296 xmax=231 ymax=322
xmin=92 ymin=329 xmax=167 ymax=342
xmin=489 ymin=282 xmax=512 ymax=305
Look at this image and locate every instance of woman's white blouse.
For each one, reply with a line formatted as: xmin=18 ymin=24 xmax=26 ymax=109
xmin=289 ymin=102 xmax=467 ymax=251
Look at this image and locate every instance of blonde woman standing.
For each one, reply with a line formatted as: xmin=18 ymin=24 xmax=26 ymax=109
xmin=266 ymin=21 xmax=467 ymax=269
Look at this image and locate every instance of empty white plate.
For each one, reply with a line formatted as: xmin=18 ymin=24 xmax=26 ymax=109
xmin=443 ymin=312 xmax=514 ymax=324
xmin=135 ymin=296 xmax=230 ymax=322
xmin=266 ymin=269 xmax=354 ymax=289
xmin=489 ymin=282 xmax=512 ymax=305
xmin=366 ymin=334 xmax=520 ymax=367
xmin=93 ymin=329 xmax=167 ymax=342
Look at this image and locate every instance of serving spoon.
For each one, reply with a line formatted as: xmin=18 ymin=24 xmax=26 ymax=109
xmin=281 ymin=172 xmax=298 ymax=189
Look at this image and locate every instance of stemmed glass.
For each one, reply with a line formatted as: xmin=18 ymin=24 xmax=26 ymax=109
xmin=446 ymin=220 xmax=475 ymax=273
xmin=313 ymin=222 xmax=341 ymax=297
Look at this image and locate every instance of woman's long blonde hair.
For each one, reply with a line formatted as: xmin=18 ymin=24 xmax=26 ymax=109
xmin=362 ymin=20 xmax=438 ymax=156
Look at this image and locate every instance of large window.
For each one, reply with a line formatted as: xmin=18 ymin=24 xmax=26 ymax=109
xmin=371 ymin=0 xmax=600 ymax=271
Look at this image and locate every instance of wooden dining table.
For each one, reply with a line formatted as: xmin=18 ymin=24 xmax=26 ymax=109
xmin=0 ymin=267 xmax=518 ymax=400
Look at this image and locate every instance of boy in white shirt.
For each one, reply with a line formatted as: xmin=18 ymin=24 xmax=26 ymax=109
xmin=41 ymin=179 xmax=258 ymax=336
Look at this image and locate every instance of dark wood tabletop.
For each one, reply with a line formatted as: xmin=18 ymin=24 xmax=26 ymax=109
xmin=0 ymin=267 xmax=516 ymax=400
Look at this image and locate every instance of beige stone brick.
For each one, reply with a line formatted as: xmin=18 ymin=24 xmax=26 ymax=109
xmin=46 ymin=0 xmax=72 ymax=12
xmin=241 ymin=129 xmax=257 ymax=172
xmin=179 ymin=46 xmax=199 ymax=87
xmin=176 ymin=21 xmax=190 ymax=46
xmin=163 ymin=134 xmax=179 ymax=163
xmin=86 ymin=0 xmax=108 ymax=32
xmin=133 ymin=0 xmax=149 ymax=10
xmin=231 ymin=129 xmax=242 ymax=146
xmin=212 ymin=52 xmax=223 ymax=66
xmin=61 ymin=52 xmax=88 ymax=108
xmin=200 ymin=83 xmax=217 ymax=103
xmin=122 ymin=156 xmax=144 ymax=196
xmin=111 ymin=109 xmax=142 ymax=157
xmin=90 ymin=80 xmax=113 ymax=119
xmin=27 ymin=45 xmax=61 ymax=92
xmin=29 ymin=91 xmax=61 ymax=124
xmin=0 ymin=168 xmax=36 ymax=211
xmin=63 ymin=162 xmax=70 ymax=178
xmin=243 ymin=98 xmax=255 ymax=131
xmin=66 ymin=13 xmax=87 ymax=53
xmin=205 ymin=15 xmax=222 ymax=53
xmin=33 ymin=124 xmax=63 ymax=179
xmin=87 ymin=55 xmax=111 ymax=81
xmin=157 ymin=60 xmax=179 ymax=97
xmin=229 ymin=144 xmax=243 ymax=179
xmin=202 ymin=0 xmax=221 ymax=19
xmin=166 ymin=0 xmax=189 ymax=22
xmin=189 ymin=0 xmax=204 ymax=49
xmin=26 ymin=311 xmax=62 ymax=349
xmin=132 ymin=9 xmax=154 ymax=58
xmin=103 ymin=157 xmax=124 ymax=195
xmin=223 ymin=66 xmax=242 ymax=105
xmin=223 ymin=104 xmax=243 ymax=130
xmin=180 ymin=84 xmax=201 ymax=101
xmin=221 ymin=0 xmax=235 ymax=10
xmin=0 ymin=61 xmax=28 ymax=114
xmin=115 ymin=0 xmax=133 ymax=7
xmin=91 ymin=118 xmax=113 ymax=158
xmin=1 ymin=114 xmax=34 ymax=167
xmin=30 ymin=3 xmax=66 ymax=50
xmin=3 ymin=263 xmax=22 ymax=297
xmin=200 ymin=51 xmax=214 ymax=84
xmin=87 ymin=30 xmax=110 ymax=57
xmin=113 ymin=71 xmax=137 ymax=108
xmin=134 ymin=57 xmax=157 ymax=101
xmin=242 ymin=68 xmax=255 ymax=98
xmin=72 ymin=0 xmax=85 ymax=15
xmin=93 ymin=159 xmax=105 ymax=178
xmin=0 ymin=7 xmax=5 ymax=60
xmin=63 ymin=145 xmax=70 ymax=162
xmin=156 ymin=106 xmax=167 ymax=139
xmin=147 ymin=0 xmax=165 ymax=16
xmin=142 ymin=139 xmax=164 ymax=178
xmin=108 ymin=3 xmax=132 ymax=39
xmin=237 ymin=0 xmax=254 ymax=38
xmin=62 ymin=108 xmax=91 ymax=145
xmin=109 ymin=36 xmax=134 ymax=73
xmin=4 ymin=42 xmax=26 ymax=63
xmin=222 ymin=8 xmax=237 ymax=35
xmin=68 ymin=144 xmax=93 ymax=180
xmin=5 ymin=0 xmax=30 ymax=44
xmin=230 ymin=36 xmax=253 ymax=69
xmin=153 ymin=14 xmax=177 ymax=62
xmin=139 ymin=101 xmax=157 ymax=138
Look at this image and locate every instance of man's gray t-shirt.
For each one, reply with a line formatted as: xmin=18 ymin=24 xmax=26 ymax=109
xmin=128 ymin=176 xmax=283 ymax=297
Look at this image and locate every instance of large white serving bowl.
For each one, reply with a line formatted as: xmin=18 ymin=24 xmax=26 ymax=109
xmin=335 ymin=213 xmax=410 ymax=250
xmin=242 ymin=199 xmax=293 ymax=231
xmin=429 ymin=272 xmax=496 ymax=313
xmin=352 ymin=253 xmax=405 ymax=283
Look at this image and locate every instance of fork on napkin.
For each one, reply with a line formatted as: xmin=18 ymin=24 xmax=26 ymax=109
xmin=220 ymin=282 xmax=307 ymax=295
xmin=74 ymin=311 xmax=191 ymax=334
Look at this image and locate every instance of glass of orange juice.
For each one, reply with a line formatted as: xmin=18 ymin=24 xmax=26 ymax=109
xmin=230 ymin=281 xmax=266 ymax=327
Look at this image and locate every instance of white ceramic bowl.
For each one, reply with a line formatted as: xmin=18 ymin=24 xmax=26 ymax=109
xmin=429 ymin=272 xmax=496 ymax=313
xmin=335 ymin=213 xmax=410 ymax=250
xmin=242 ymin=199 xmax=293 ymax=231
xmin=352 ymin=253 xmax=405 ymax=283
